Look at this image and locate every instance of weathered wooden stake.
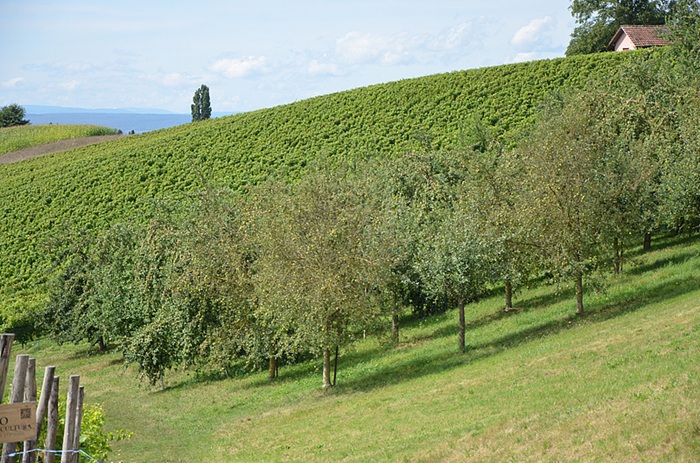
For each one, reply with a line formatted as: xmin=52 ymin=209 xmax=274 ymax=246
xmin=20 ymin=358 xmax=36 ymax=463
xmin=69 ymin=387 xmax=84 ymax=463
xmin=34 ymin=367 xmax=55 ymax=443
xmin=60 ymin=375 xmax=80 ymax=463
xmin=44 ymin=377 xmax=59 ymax=463
xmin=0 ymin=334 xmax=14 ymax=403
xmin=1 ymin=354 xmax=29 ymax=463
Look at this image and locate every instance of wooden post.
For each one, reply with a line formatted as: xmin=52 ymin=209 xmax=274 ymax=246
xmin=1 ymin=354 xmax=29 ymax=463
xmin=69 ymin=387 xmax=84 ymax=463
xmin=44 ymin=377 xmax=59 ymax=463
xmin=23 ymin=363 xmax=54 ymax=463
xmin=34 ymin=367 xmax=55 ymax=443
xmin=0 ymin=334 xmax=14 ymax=402
xmin=21 ymin=358 xmax=37 ymax=463
xmin=60 ymin=376 xmax=80 ymax=463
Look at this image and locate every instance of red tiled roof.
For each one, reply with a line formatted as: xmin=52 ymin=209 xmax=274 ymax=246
xmin=609 ymin=25 xmax=672 ymax=49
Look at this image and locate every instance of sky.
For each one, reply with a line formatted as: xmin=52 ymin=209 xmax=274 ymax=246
xmin=0 ymin=1 xmax=576 ymax=114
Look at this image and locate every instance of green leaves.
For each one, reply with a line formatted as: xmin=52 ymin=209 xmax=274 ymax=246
xmin=0 ymin=103 xmax=29 ymax=128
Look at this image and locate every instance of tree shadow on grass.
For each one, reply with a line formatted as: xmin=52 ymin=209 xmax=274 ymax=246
xmin=335 ymin=273 xmax=699 ymax=394
xmin=626 ymin=250 xmax=699 ymax=276
xmin=517 ymin=286 xmax=576 ymax=311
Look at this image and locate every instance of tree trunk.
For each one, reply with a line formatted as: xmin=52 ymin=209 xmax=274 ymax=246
xmin=619 ymin=241 xmax=624 ymax=273
xmin=613 ymin=237 xmax=621 ymax=274
xmin=267 ymin=356 xmax=278 ymax=381
xmin=458 ymin=298 xmax=466 ymax=352
xmin=391 ymin=311 xmax=400 ymax=346
xmin=504 ymin=279 xmax=513 ymax=310
xmin=322 ymin=348 xmax=332 ymax=389
xmin=643 ymin=231 xmax=652 ymax=253
xmin=97 ymin=336 xmax=106 ymax=352
xmin=332 ymin=346 xmax=339 ymax=386
xmin=575 ymin=270 xmax=584 ymax=315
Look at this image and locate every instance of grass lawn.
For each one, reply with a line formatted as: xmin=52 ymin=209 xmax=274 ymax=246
xmin=14 ymin=234 xmax=700 ymax=462
xmin=0 ymin=124 xmax=119 ymax=155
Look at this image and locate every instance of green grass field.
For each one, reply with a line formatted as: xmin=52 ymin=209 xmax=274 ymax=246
xmin=0 ymin=124 xmax=119 ymax=155
xmin=13 ymin=233 xmax=699 ymax=462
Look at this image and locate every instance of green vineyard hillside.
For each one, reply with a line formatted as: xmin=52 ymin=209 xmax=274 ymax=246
xmin=0 ymin=51 xmax=642 ymax=329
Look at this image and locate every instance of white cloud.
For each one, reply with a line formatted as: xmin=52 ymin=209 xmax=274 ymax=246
xmin=510 ymin=52 xmax=539 ymax=63
xmin=58 ymin=80 xmax=80 ymax=90
xmin=211 ymin=56 xmax=267 ymax=79
xmin=308 ymin=60 xmax=342 ymax=76
xmin=438 ymin=23 xmax=474 ymax=50
xmin=1 ymin=77 xmax=24 ymax=88
xmin=511 ymin=16 xmax=554 ymax=49
xmin=336 ymin=31 xmax=385 ymax=64
xmin=335 ymin=31 xmax=413 ymax=66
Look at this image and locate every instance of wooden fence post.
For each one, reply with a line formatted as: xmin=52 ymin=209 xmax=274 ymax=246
xmin=1 ymin=354 xmax=29 ymax=463
xmin=44 ymin=377 xmax=59 ymax=463
xmin=26 ymin=366 xmax=55 ymax=463
xmin=20 ymin=358 xmax=37 ymax=463
xmin=70 ymin=387 xmax=84 ymax=463
xmin=0 ymin=334 xmax=14 ymax=402
xmin=60 ymin=376 xmax=80 ymax=463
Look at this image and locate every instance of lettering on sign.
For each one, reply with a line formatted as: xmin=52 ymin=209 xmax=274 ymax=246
xmin=0 ymin=402 xmax=37 ymax=444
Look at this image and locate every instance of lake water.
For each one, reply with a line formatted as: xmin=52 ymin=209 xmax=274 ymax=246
xmin=27 ymin=113 xmax=193 ymax=134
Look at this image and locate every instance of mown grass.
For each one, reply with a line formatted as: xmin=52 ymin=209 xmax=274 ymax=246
xmin=13 ymin=234 xmax=700 ymax=462
xmin=0 ymin=124 xmax=119 ymax=155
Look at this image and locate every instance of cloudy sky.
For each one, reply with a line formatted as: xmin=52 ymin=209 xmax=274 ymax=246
xmin=1 ymin=1 xmax=575 ymax=114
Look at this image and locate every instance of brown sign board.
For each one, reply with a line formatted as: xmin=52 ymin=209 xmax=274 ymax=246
xmin=0 ymin=402 xmax=37 ymax=444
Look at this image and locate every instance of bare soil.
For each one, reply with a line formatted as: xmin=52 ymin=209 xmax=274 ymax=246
xmin=0 ymin=134 xmax=125 ymax=165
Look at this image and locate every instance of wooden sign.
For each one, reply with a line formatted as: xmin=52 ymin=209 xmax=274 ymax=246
xmin=0 ymin=402 xmax=37 ymax=444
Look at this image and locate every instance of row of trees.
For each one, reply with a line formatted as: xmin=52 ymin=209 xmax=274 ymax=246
xmin=41 ymin=20 xmax=699 ymax=389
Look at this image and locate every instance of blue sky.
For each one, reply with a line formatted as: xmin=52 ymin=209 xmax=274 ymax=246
xmin=1 ymin=1 xmax=575 ymax=114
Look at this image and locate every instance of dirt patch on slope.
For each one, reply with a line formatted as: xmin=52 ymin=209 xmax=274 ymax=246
xmin=0 ymin=134 xmax=125 ymax=165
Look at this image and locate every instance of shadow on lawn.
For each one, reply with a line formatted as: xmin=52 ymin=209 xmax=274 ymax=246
xmin=626 ymin=249 xmax=699 ymax=276
xmin=336 ymin=272 xmax=699 ymax=393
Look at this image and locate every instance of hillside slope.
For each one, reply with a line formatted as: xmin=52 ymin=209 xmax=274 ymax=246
xmin=16 ymin=234 xmax=700 ymax=462
xmin=0 ymin=134 xmax=124 ymax=165
xmin=0 ymin=51 xmax=643 ymax=325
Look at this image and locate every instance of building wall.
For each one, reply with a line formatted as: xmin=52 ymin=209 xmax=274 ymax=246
xmin=613 ymin=34 xmax=637 ymax=51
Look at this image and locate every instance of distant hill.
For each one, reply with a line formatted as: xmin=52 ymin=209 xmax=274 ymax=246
xmin=25 ymin=105 xmax=178 ymax=115
xmin=0 ymin=50 xmax=646 ymax=329
xmin=24 ymin=106 xmax=238 ymax=134
xmin=26 ymin=113 xmax=192 ymax=134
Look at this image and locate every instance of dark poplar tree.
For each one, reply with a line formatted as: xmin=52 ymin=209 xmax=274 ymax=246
xmin=191 ymin=84 xmax=212 ymax=122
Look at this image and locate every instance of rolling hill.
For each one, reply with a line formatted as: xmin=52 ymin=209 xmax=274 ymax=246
xmin=1 ymin=50 xmax=643 ymax=331
xmin=14 ymin=233 xmax=700 ymax=462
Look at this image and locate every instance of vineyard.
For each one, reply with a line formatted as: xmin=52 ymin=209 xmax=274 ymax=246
xmin=0 ymin=50 xmax=645 ymax=333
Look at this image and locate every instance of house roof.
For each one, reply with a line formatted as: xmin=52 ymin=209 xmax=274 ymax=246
xmin=608 ymin=25 xmax=672 ymax=50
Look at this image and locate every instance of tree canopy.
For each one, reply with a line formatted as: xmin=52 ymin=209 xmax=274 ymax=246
xmin=0 ymin=104 xmax=29 ymax=128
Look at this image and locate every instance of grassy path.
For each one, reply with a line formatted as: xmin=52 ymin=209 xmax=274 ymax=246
xmin=0 ymin=134 xmax=124 ymax=165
